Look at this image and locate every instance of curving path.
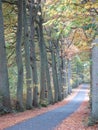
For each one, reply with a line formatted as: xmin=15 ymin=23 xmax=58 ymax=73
xmin=5 ymin=84 xmax=88 ymax=130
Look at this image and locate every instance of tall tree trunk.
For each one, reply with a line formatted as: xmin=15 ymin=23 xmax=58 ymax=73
xmin=36 ymin=0 xmax=53 ymax=106
xmin=0 ymin=0 xmax=11 ymax=110
xmin=56 ymin=43 xmax=62 ymax=101
xmin=61 ymin=43 xmax=68 ymax=98
xmin=29 ymin=0 xmax=39 ymax=107
xmin=36 ymin=5 xmax=49 ymax=105
xmin=76 ymin=63 xmax=80 ymax=86
xmin=43 ymin=40 xmax=53 ymax=104
xmin=37 ymin=25 xmax=53 ymax=105
xmin=61 ymin=56 xmax=67 ymax=98
xmin=16 ymin=0 xmax=24 ymax=111
xmin=50 ymin=42 xmax=59 ymax=102
xmin=89 ymin=53 xmax=92 ymax=109
xmin=23 ymin=0 xmax=33 ymax=109
xmin=91 ymin=38 xmax=98 ymax=120
xmin=38 ymin=24 xmax=47 ymax=104
xmin=67 ymin=59 xmax=72 ymax=94
xmin=44 ymin=47 xmax=53 ymax=104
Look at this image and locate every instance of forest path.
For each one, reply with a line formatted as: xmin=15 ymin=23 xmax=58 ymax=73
xmin=4 ymin=84 xmax=88 ymax=130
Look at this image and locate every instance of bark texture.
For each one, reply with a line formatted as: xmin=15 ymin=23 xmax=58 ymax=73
xmin=91 ymin=38 xmax=98 ymax=120
xmin=29 ymin=0 xmax=39 ymax=107
xmin=50 ymin=43 xmax=59 ymax=102
xmin=67 ymin=59 xmax=72 ymax=94
xmin=16 ymin=0 xmax=24 ymax=111
xmin=23 ymin=0 xmax=33 ymax=109
xmin=0 ymin=0 xmax=11 ymax=110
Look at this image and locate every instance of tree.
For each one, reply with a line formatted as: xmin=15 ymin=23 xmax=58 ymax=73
xmin=60 ymin=43 xmax=67 ymax=98
xmin=23 ymin=0 xmax=33 ymax=109
xmin=44 ymin=48 xmax=53 ymax=104
xmin=36 ymin=1 xmax=53 ymax=105
xmin=67 ymin=59 xmax=72 ymax=94
xmin=0 ymin=0 xmax=11 ymax=111
xmin=55 ymin=41 xmax=62 ymax=100
xmin=91 ymin=38 xmax=98 ymax=121
xmin=29 ymin=0 xmax=39 ymax=107
xmin=16 ymin=0 xmax=24 ymax=111
xmin=50 ymin=41 xmax=59 ymax=102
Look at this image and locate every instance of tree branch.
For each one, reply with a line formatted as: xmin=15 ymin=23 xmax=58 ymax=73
xmin=2 ymin=0 xmax=18 ymax=5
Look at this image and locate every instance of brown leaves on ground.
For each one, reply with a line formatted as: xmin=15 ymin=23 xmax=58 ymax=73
xmin=55 ymin=93 xmax=98 ymax=130
xmin=0 ymin=85 xmax=98 ymax=130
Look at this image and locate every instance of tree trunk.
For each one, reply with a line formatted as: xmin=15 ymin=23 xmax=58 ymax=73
xmin=0 ymin=0 xmax=11 ymax=110
xmin=76 ymin=62 xmax=80 ymax=86
xmin=38 ymin=25 xmax=47 ymax=104
xmin=37 ymin=26 xmax=53 ymax=104
xmin=43 ymin=41 xmax=53 ymax=104
xmin=23 ymin=0 xmax=33 ymax=109
xmin=61 ymin=56 xmax=67 ymax=98
xmin=44 ymin=47 xmax=53 ymax=104
xmin=36 ymin=5 xmax=49 ymax=105
xmin=56 ymin=43 xmax=62 ymax=101
xmin=89 ymin=53 xmax=92 ymax=109
xmin=29 ymin=0 xmax=39 ymax=107
xmin=91 ymin=38 xmax=98 ymax=120
xmin=16 ymin=0 xmax=24 ymax=111
xmin=67 ymin=59 xmax=72 ymax=94
xmin=50 ymin=42 xmax=59 ymax=102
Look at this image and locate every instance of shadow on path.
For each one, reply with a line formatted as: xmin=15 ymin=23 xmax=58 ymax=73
xmin=5 ymin=84 xmax=89 ymax=130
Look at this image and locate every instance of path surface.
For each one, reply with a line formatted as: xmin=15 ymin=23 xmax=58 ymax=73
xmin=4 ymin=84 xmax=88 ymax=130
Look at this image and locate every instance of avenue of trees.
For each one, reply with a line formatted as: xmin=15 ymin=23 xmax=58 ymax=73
xmin=0 ymin=0 xmax=98 ymax=122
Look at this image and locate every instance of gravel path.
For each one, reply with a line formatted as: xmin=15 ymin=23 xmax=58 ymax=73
xmin=4 ymin=84 xmax=88 ymax=130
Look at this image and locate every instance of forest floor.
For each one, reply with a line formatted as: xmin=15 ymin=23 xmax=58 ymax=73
xmin=0 ymin=85 xmax=98 ymax=130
